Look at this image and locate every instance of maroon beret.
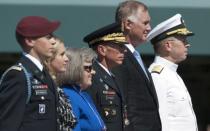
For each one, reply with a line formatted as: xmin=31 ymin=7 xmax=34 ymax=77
xmin=16 ymin=16 xmax=60 ymax=37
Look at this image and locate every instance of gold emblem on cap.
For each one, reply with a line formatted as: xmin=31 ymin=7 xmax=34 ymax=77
xmin=89 ymin=33 xmax=126 ymax=45
xmin=166 ymin=28 xmax=192 ymax=36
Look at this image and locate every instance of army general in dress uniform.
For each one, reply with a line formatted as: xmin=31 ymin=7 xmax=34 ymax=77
xmin=84 ymin=22 xmax=127 ymax=131
xmin=0 ymin=16 xmax=60 ymax=131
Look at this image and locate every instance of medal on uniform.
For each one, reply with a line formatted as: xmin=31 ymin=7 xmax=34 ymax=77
xmin=124 ymin=118 xmax=130 ymax=126
xmin=123 ymin=105 xmax=130 ymax=126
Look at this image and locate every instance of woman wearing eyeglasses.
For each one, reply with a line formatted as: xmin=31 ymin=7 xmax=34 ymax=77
xmin=57 ymin=47 xmax=106 ymax=131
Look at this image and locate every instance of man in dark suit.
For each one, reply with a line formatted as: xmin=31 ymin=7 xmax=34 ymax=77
xmin=0 ymin=16 xmax=60 ymax=131
xmin=84 ymin=22 xmax=127 ymax=131
xmin=112 ymin=1 xmax=162 ymax=131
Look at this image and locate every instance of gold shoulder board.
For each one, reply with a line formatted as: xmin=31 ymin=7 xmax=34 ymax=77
xmin=151 ymin=65 xmax=164 ymax=74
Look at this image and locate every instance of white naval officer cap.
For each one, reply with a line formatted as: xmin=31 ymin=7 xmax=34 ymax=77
xmin=147 ymin=14 xmax=194 ymax=45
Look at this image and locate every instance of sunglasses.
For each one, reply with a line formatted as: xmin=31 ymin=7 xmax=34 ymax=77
xmin=84 ymin=65 xmax=93 ymax=73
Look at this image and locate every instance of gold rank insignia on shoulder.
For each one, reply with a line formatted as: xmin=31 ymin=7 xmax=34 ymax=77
xmin=11 ymin=66 xmax=22 ymax=71
xmin=151 ymin=65 xmax=164 ymax=74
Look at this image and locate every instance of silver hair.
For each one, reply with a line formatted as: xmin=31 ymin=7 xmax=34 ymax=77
xmin=57 ymin=47 xmax=97 ymax=86
xmin=115 ymin=0 xmax=148 ymax=23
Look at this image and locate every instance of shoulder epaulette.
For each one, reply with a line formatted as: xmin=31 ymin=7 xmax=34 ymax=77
xmin=151 ymin=65 xmax=164 ymax=74
xmin=10 ymin=66 xmax=22 ymax=71
xmin=0 ymin=63 xmax=31 ymax=104
xmin=0 ymin=65 xmax=22 ymax=87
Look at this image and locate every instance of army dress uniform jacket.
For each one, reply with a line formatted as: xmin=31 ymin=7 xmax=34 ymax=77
xmin=112 ymin=44 xmax=161 ymax=131
xmin=0 ymin=56 xmax=58 ymax=131
xmin=87 ymin=61 xmax=124 ymax=131
xmin=149 ymin=56 xmax=198 ymax=131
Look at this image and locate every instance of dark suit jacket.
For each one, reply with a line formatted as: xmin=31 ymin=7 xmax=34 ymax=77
xmin=87 ymin=61 xmax=124 ymax=131
xmin=112 ymin=47 xmax=161 ymax=131
xmin=0 ymin=56 xmax=58 ymax=131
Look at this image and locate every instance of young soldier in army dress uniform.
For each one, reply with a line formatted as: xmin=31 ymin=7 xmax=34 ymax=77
xmin=0 ymin=16 xmax=60 ymax=131
xmin=84 ymin=22 xmax=128 ymax=131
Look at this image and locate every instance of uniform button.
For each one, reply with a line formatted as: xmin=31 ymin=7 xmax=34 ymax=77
xmin=41 ymin=96 xmax=45 ymax=100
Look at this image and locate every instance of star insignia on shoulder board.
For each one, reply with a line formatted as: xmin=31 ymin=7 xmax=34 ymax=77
xmin=151 ymin=65 xmax=164 ymax=74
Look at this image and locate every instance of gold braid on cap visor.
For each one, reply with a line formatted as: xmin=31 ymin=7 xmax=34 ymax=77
xmin=166 ymin=28 xmax=193 ymax=36
xmin=89 ymin=33 xmax=126 ymax=45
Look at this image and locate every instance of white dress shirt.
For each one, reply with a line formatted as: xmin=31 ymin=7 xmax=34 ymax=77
xmin=149 ymin=56 xmax=198 ymax=131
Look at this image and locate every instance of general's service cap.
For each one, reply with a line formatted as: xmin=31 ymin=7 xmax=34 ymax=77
xmin=83 ymin=22 xmax=126 ymax=47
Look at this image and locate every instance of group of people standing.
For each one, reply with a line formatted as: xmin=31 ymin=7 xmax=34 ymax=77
xmin=0 ymin=0 xmax=199 ymax=131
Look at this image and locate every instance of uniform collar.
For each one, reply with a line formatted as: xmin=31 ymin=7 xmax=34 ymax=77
xmin=96 ymin=60 xmax=113 ymax=77
xmin=23 ymin=52 xmax=43 ymax=71
xmin=154 ymin=56 xmax=178 ymax=72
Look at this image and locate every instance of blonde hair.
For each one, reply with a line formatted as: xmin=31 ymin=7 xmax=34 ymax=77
xmin=44 ymin=37 xmax=64 ymax=83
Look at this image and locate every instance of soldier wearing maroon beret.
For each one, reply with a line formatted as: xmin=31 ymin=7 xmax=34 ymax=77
xmin=0 ymin=16 xmax=60 ymax=131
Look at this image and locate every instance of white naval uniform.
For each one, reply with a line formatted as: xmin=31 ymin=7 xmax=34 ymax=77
xmin=149 ymin=56 xmax=198 ymax=131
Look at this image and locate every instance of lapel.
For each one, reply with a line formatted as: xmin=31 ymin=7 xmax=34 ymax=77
xmin=125 ymin=48 xmax=159 ymax=106
xmin=126 ymin=48 xmax=149 ymax=82
xmin=147 ymin=72 xmax=159 ymax=107
xmin=19 ymin=56 xmax=45 ymax=82
xmin=18 ymin=56 xmax=56 ymax=94
xmin=93 ymin=61 xmax=120 ymax=94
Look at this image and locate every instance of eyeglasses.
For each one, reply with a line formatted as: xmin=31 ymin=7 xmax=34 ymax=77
xmin=84 ymin=65 xmax=93 ymax=73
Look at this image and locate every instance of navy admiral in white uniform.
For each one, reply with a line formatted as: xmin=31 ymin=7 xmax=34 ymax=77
xmin=147 ymin=14 xmax=198 ymax=131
